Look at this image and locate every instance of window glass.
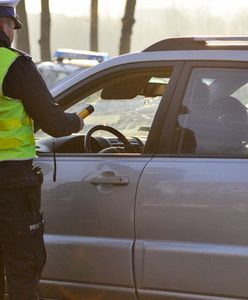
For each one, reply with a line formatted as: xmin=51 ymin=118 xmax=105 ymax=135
xmin=176 ymin=68 xmax=248 ymax=155
xmin=36 ymin=68 xmax=173 ymax=154
xmin=232 ymin=83 xmax=248 ymax=107
xmin=65 ymin=72 xmax=171 ymax=145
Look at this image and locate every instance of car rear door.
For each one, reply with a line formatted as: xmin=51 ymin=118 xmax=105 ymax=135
xmin=35 ymin=61 xmax=183 ymax=300
xmin=135 ymin=61 xmax=248 ymax=300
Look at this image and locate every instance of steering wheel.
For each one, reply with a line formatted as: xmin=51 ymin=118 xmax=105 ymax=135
xmin=84 ymin=125 xmax=135 ymax=153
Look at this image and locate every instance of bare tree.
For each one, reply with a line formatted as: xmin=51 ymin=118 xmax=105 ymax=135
xmin=90 ymin=0 xmax=98 ymax=51
xmin=119 ymin=0 xmax=136 ymax=54
xmin=16 ymin=0 xmax=30 ymax=53
xmin=39 ymin=0 xmax=51 ymax=61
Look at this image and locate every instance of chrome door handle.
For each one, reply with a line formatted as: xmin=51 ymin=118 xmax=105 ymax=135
xmin=87 ymin=175 xmax=130 ymax=186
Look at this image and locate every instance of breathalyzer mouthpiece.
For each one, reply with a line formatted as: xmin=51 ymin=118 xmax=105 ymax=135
xmin=78 ymin=105 xmax=94 ymax=119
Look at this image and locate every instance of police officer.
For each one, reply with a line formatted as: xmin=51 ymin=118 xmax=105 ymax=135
xmin=0 ymin=0 xmax=84 ymax=299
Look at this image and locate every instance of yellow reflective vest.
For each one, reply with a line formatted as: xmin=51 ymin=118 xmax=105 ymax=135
xmin=0 ymin=48 xmax=36 ymax=161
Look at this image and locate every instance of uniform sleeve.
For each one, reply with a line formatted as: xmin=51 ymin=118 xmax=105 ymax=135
xmin=2 ymin=55 xmax=81 ymax=137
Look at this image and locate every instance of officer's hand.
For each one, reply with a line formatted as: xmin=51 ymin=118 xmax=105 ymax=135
xmin=76 ymin=115 xmax=84 ymax=131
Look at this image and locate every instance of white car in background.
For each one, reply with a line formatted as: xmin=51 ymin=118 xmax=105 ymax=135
xmin=35 ymin=36 xmax=248 ymax=300
xmin=37 ymin=49 xmax=109 ymax=89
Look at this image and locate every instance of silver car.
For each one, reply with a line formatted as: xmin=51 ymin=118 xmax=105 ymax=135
xmin=36 ymin=36 xmax=248 ymax=300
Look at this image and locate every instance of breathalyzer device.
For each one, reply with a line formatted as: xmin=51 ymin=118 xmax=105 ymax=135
xmin=78 ymin=105 xmax=94 ymax=119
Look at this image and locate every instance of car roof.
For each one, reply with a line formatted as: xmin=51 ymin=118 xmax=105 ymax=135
xmin=51 ymin=36 xmax=248 ymax=97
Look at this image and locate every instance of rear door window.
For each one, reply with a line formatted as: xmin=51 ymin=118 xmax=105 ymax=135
xmin=174 ymin=67 xmax=248 ymax=155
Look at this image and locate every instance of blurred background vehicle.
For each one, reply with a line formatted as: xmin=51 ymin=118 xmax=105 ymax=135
xmin=36 ymin=49 xmax=109 ymax=89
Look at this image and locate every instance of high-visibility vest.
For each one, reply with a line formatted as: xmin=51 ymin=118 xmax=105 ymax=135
xmin=0 ymin=48 xmax=36 ymax=161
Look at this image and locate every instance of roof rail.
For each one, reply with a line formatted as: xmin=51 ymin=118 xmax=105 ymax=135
xmin=194 ymin=36 xmax=248 ymax=42
xmin=143 ymin=36 xmax=248 ymax=52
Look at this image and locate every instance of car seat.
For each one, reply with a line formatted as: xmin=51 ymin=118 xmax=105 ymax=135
xmin=179 ymin=81 xmax=210 ymax=153
xmin=208 ymin=96 xmax=248 ymax=153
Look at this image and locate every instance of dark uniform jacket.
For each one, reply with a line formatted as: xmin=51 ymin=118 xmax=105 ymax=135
xmin=0 ymin=30 xmax=80 ymax=138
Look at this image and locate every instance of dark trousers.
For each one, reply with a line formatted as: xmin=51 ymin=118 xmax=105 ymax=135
xmin=0 ymin=160 xmax=46 ymax=300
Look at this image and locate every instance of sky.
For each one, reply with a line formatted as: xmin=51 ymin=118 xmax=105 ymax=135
xmin=25 ymin=0 xmax=248 ymax=18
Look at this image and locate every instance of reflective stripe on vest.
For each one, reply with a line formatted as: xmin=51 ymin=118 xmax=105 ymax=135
xmin=0 ymin=48 xmax=36 ymax=160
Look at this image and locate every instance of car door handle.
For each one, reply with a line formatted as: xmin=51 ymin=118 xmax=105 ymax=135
xmin=87 ymin=175 xmax=130 ymax=186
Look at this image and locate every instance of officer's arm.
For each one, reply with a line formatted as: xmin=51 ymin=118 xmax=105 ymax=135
xmin=3 ymin=55 xmax=82 ymax=137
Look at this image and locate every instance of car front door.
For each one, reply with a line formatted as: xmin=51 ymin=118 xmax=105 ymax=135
xmin=135 ymin=62 xmax=248 ymax=300
xmin=35 ymin=62 xmax=183 ymax=300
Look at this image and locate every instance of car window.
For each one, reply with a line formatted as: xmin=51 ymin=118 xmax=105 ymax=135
xmin=232 ymin=83 xmax=248 ymax=106
xmin=175 ymin=68 xmax=248 ymax=155
xmin=63 ymin=70 xmax=172 ymax=148
xmin=35 ymin=67 xmax=174 ymax=154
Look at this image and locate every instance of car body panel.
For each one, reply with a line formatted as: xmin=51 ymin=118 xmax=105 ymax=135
xmin=37 ymin=155 xmax=152 ymax=299
xmin=135 ymin=158 xmax=248 ymax=299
